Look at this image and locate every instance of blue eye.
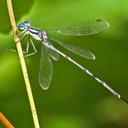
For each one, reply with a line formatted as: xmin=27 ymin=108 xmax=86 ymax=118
xmin=24 ymin=20 xmax=30 ymax=26
xmin=18 ymin=23 xmax=25 ymax=31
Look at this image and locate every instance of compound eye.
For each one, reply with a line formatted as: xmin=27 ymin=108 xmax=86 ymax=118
xmin=24 ymin=20 xmax=30 ymax=26
xmin=18 ymin=23 xmax=25 ymax=31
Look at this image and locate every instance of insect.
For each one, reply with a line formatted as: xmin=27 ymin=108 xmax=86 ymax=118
xmin=17 ymin=19 xmax=128 ymax=104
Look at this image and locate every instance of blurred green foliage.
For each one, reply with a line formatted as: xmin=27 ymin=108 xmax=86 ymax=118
xmin=0 ymin=0 xmax=128 ymax=128
xmin=0 ymin=0 xmax=35 ymax=34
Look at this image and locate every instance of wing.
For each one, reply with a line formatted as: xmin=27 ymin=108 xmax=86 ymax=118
xmin=50 ymin=38 xmax=95 ymax=60
xmin=48 ymin=19 xmax=109 ymax=36
xmin=49 ymin=48 xmax=60 ymax=61
xmin=47 ymin=41 xmax=60 ymax=61
xmin=39 ymin=44 xmax=53 ymax=90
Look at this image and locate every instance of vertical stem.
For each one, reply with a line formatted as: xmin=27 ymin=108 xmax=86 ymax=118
xmin=6 ymin=0 xmax=40 ymax=128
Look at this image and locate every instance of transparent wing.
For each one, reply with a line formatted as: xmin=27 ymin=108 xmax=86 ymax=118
xmin=39 ymin=44 xmax=53 ymax=90
xmin=49 ymin=48 xmax=60 ymax=61
xmin=48 ymin=19 xmax=109 ymax=36
xmin=47 ymin=41 xmax=60 ymax=61
xmin=50 ymin=38 xmax=95 ymax=60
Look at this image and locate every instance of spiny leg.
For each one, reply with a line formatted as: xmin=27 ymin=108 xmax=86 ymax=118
xmin=49 ymin=45 xmax=128 ymax=104
xmin=26 ymin=39 xmax=30 ymax=53
xmin=6 ymin=48 xmax=17 ymax=53
xmin=21 ymin=39 xmax=30 ymax=54
xmin=6 ymin=32 xmax=28 ymax=53
xmin=14 ymin=30 xmax=26 ymax=39
xmin=24 ymin=38 xmax=37 ymax=57
xmin=30 ymin=38 xmax=37 ymax=54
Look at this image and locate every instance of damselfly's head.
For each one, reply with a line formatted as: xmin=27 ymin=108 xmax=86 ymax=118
xmin=18 ymin=20 xmax=30 ymax=31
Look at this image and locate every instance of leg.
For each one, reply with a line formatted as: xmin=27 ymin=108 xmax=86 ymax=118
xmin=6 ymin=33 xmax=28 ymax=53
xmin=24 ymin=39 xmax=37 ymax=57
xmin=6 ymin=48 xmax=17 ymax=52
xmin=6 ymin=40 xmax=29 ymax=53
xmin=16 ymin=32 xmax=27 ymax=43
xmin=25 ymin=40 xmax=30 ymax=53
xmin=30 ymin=38 xmax=37 ymax=54
xmin=15 ymin=30 xmax=26 ymax=39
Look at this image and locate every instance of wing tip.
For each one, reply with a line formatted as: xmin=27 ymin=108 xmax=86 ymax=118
xmin=40 ymin=83 xmax=50 ymax=90
xmin=90 ymin=54 xmax=96 ymax=60
xmin=96 ymin=19 xmax=110 ymax=29
xmin=92 ymin=55 xmax=96 ymax=60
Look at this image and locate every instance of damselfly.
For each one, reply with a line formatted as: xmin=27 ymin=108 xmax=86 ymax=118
xmin=17 ymin=19 xmax=128 ymax=104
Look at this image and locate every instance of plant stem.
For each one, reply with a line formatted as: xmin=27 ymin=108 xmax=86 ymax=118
xmin=0 ymin=112 xmax=14 ymax=128
xmin=6 ymin=0 xmax=40 ymax=128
